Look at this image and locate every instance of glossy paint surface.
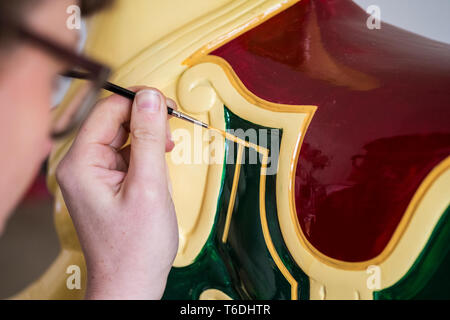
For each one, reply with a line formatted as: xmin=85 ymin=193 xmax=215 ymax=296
xmin=163 ymin=107 xmax=309 ymax=299
xmin=212 ymin=0 xmax=450 ymax=261
xmin=375 ymin=206 xmax=450 ymax=300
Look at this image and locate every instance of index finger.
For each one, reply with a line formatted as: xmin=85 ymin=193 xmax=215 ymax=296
xmin=76 ymin=86 xmax=147 ymax=146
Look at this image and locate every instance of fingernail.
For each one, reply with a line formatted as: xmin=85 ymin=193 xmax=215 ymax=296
xmin=166 ymin=98 xmax=177 ymax=110
xmin=136 ymin=90 xmax=160 ymax=113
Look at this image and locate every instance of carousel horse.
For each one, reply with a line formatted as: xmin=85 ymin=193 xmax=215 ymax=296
xmin=14 ymin=0 xmax=450 ymax=299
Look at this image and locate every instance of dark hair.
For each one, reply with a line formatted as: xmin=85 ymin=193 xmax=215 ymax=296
xmin=0 ymin=0 xmax=114 ymax=46
xmin=79 ymin=0 xmax=114 ymax=17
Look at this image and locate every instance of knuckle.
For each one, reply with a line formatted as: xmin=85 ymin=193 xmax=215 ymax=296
xmin=55 ymin=151 xmax=80 ymax=188
xmin=126 ymin=180 xmax=166 ymax=203
xmin=141 ymin=188 xmax=161 ymax=204
xmin=131 ymin=128 xmax=161 ymax=144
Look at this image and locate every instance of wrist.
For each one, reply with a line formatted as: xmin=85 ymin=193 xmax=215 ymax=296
xmin=85 ymin=263 xmax=169 ymax=300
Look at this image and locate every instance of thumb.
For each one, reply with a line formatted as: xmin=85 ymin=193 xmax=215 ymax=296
xmin=127 ymin=88 xmax=168 ymax=187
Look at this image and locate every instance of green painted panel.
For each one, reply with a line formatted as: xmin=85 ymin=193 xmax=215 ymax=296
xmin=163 ymin=106 xmax=309 ymax=300
xmin=374 ymin=206 xmax=450 ymax=300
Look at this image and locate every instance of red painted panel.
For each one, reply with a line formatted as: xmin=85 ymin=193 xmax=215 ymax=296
xmin=212 ymin=0 xmax=450 ymax=261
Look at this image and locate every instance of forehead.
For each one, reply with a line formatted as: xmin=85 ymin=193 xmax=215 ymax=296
xmin=26 ymin=0 xmax=80 ymax=49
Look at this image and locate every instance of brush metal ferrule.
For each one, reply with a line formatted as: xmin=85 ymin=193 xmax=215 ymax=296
xmin=171 ymin=109 xmax=209 ymax=128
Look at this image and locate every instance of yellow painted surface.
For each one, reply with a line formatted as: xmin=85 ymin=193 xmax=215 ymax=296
xmin=199 ymin=289 xmax=232 ymax=300
xmin=177 ymin=60 xmax=314 ymax=299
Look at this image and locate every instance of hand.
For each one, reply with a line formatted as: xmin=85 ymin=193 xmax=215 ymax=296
xmin=56 ymin=88 xmax=179 ymax=299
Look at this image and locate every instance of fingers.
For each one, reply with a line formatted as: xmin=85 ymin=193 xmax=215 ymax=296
xmin=126 ymin=89 xmax=168 ymax=188
xmin=166 ymin=98 xmax=177 ymax=118
xmin=76 ymin=93 xmax=132 ymax=146
xmin=110 ymin=125 xmax=129 ymax=150
xmin=69 ymin=85 xmax=176 ymax=187
xmin=165 ymin=98 xmax=176 ymax=152
xmin=119 ymin=145 xmax=131 ymax=167
xmin=75 ymin=86 xmax=152 ymax=147
xmin=121 ymin=98 xmax=177 ymax=153
xmin=96 ymin=95 xmax=176 ymax=152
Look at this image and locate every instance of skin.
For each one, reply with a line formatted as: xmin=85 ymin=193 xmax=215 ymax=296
xmin=0 ymin=0 xmax=179 ymax=299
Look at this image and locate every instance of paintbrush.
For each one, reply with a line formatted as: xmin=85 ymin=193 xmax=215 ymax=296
xmin=63 ymin=70 xmax=209 ymax=129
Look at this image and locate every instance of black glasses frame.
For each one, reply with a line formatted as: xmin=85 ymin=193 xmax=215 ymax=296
xmin=0 ymin=18 xmax=111 ymax=138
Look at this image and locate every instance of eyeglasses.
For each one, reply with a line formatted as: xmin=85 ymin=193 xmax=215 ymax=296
xmin=1 ymin=18 xmax=211 ymax=139
xmin=0 ymin=18 xmax=111 ymax=139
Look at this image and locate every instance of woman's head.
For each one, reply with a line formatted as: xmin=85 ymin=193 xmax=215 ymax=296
xmin=0 ymin=0 xmax=112 ymax=232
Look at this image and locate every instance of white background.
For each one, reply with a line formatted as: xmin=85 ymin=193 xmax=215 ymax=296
xmin=353 ymin=0 xmax=450 ymax=44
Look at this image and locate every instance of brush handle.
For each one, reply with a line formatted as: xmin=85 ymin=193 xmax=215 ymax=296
xmin=103 ymin=82 xmax=175 ymax=116
xmin=62 ymin=70 xmax=210 ymax=125
xmin=63 ymin=70 xmax=175 ymax=115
